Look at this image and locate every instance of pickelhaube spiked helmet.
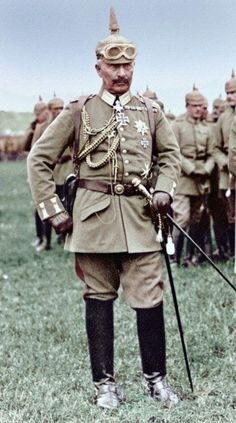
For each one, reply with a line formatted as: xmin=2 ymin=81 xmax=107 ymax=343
xmin=185 ymin=84 xmax=205 ymax=105
xmin=225 ymin=69 xmax=236 ymax=92
xmin=142 ymin=85 xmax=158 ymax=100
xmin=212 ymin=94 xmax=225 ymax=109
xmin=34 ymin=95 xmax=47 ymax=115
xmin=96 ymin=8 xmax=137 ymax=64
xmin=142 ymin=85 xmax=164 ymax=110
xmin=48 ymin=92 xmax=64 ymax=109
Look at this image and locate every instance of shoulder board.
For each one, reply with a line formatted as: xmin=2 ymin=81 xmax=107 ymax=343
xmin=136 ymin=95 xmax=160 ymax=112
xmin=70 ymin=97 xmax=79 ymax=103
xmin=151 ymin=100 xmax=161 ymax=111
xmin=70 ymin=94 xmax=95 ymax=104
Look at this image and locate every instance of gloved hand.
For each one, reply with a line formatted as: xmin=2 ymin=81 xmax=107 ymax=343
xmin=152 ymin=191 xmax=171 ymax=215
xmin=48 ymin=211 xmax=73 ymax=234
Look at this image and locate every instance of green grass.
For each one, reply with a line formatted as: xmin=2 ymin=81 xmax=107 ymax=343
xmin=0 ymin=161 xmax=236 ymax=423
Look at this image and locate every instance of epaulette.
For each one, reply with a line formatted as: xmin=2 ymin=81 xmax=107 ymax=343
xmin=70 ymin=94 xmax=95 ymax=104
xmin=70 ymin=97 xmax=79 ymax=103
xmin=151 ymin=100 xmax=161 ymax=112
xmin=137 ymin=95 xmax=160 ymax=113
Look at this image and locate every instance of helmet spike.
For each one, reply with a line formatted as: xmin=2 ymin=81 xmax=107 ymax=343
xmin=109 ymin=7 xmax=120 ymax=34
xmin=231 ymin=68 xmax=235 ymax=78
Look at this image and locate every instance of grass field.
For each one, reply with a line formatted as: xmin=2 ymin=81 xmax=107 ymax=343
xmin=0 ymin=160 xmax=236 ymax=423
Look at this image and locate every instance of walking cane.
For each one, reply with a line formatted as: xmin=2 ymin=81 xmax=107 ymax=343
xmin=162 ymin=240 xmax=194 ymax=392
xmin=132 ymin=178 xmax=194 ymax=391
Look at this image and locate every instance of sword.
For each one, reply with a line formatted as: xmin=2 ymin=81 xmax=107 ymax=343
xmin=132 ymin=178 xmax=236 ymax=294
xmin=132 ymin=178 xmax=194 ymax=391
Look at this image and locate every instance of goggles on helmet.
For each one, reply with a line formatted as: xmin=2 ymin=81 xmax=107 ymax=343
xmin=100 ymin=43 xmax=136 ymax=61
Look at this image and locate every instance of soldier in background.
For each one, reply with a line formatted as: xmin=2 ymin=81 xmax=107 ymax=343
xmin=229 ymin=115 xmax=236 ymax=176
xmin=171 ymin=86 xmax=214 ymax=266
xmin=25 ymin=96 xmax=51 ymax=252
xmin=205 ymin=95 xmax=228 ymax=261
xmin=27 ymin=8 xmax=181 ymax=409
xmin=142 ymin=85 xmax=165 ymax=111
xmin=165 ymin=110 xmax=176 ymax=123
xmin=24 ymin=96 xmax=48 ymax=152
xmin=213 ymin=70 xmax=236 ymax=257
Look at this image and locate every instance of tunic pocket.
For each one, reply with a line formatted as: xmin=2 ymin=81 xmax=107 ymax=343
xmin=80 ymin=197 xmax=111 ymax=221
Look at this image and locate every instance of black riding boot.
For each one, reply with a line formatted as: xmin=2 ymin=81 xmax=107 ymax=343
xmin=172 ymin=228 xmax=185 ymax=265
xmin=213 ymin=224 xmax=229 ymax=261
xmin=136 ymin=302 xmax=166 ymax=377
xmin=228 ymin=223 xmax=235 ymax=257
xmin=136 ymin=302 xmax=179 ymax=407
xmin=85 ymin=298 xmax=124 ymax=409
xmin=85 ymin=298 xmax=114 ymax=382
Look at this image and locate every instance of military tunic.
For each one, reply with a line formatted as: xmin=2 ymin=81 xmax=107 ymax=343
xmin=172 ymin=115 xmax=214 ymax=196
xmin=214 ymin=106 xmax=236 ymax=190
xmin=229 ymin=115 xmax=236 ymax=176
xmin=27 ymin=89 xmax=181 ymax=254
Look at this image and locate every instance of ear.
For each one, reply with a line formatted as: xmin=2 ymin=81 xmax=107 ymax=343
xmin=95 ymin=63 xmax=102 ymax=78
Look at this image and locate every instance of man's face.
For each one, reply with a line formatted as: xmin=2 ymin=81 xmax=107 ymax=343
xmin=187 ymin=103 xmax=203 ymax=119
xmin=201 ymin=105 xmax=208 ymax=120
xmin=50 ymin=106 xmax=64 ymax=119
xmin=37 ymin=108 xmax=50 ymax=123
xmin=96 ymin=61 xmax=134 ymax=95
xmin=226 ymin=90 xmax=236 ymax=107
xmin=212 ymin=104 xmax=221 ymax=121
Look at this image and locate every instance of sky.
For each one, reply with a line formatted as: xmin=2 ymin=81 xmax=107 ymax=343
xmin=1 ymin=0 xmax=236 ymax=115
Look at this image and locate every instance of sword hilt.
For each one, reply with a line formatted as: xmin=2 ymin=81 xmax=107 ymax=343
xmin=132 ymin=178 xmax=153 ymax=201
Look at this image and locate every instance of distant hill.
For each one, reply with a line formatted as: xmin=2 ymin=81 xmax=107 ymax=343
xmin=0 ymin=111 xmax=34 ymax=135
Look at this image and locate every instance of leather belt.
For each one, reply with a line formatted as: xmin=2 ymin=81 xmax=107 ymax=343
xmin=78 ymin=179 xmax=139 ymax=196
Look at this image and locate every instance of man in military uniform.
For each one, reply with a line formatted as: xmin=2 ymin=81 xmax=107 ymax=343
xmin=171 ymin=86 xmax=214 ymax=266
xmin=25 ymin=99 xmax=52 ymax=251
xmin=142 ymin=85 xmax=165 ymax=111
xmin=229 ymin=115 xmax=236 ymax=176
xmin=205 ymin=95 xmax=228 ymax=261
xmin=27 ymin=9 xmax=181 ymax=409
xmin=24 ymin=96 xmax=49 ymax=152
xmin=214 ymin=70 xmax=236 ymax=256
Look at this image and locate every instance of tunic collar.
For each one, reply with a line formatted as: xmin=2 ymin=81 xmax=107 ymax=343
xmin=99 ymin=88 xmax=132 ymax=106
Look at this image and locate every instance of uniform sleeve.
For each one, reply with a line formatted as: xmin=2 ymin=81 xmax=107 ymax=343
xmin=154 ymin=109 xmax=181 ymax=198
xmin=203 ymin=129 xmax=215 ymax=175
xmin=27 ymin=106 xmax=75 ymax=219
xmin=229 ymin=116 xmax=236 ymax=177
xmin=213 ymin=115 xmax=228 ymax=170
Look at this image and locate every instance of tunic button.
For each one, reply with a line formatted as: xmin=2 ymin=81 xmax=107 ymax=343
xmin=120 ymin=127 xmax=124 ymax=131
xmin=124 ymin=172 xmax=129 ymax=176
xmin=122 ymin=149 xmax=127 ymax=154
xmin=124 ymin=159 xmax=129 ymax=164
xmin=121 ymin=137 xmax=126 ymax=142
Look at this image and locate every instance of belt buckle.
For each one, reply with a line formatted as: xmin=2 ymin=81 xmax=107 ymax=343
xmin=114 ymin=183 xmax=125 ymax=195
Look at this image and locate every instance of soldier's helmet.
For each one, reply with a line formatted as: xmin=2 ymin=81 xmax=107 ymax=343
xmin=48 ymin=92 xmax=64 ymax=109
xmin=142 ymin=85 xmax=158 ymax=100
xmin=96 ymin=8 xmax=137 ymax=64
xmin=185 ymin=84 xmax=205 ymax=105
xmin=142 ymin=85 xmax=165 ymax=110
xmin=225 ymin=69 xmax=236 ymax=93
xmin=212 ymin=94 xmax=225 ymax=112
xmin=34 ymin=95 xmax=47 ymax=117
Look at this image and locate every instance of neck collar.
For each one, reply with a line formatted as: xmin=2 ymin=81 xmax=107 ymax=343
xmin=99 ymin=88 xmax=132 ymax=106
